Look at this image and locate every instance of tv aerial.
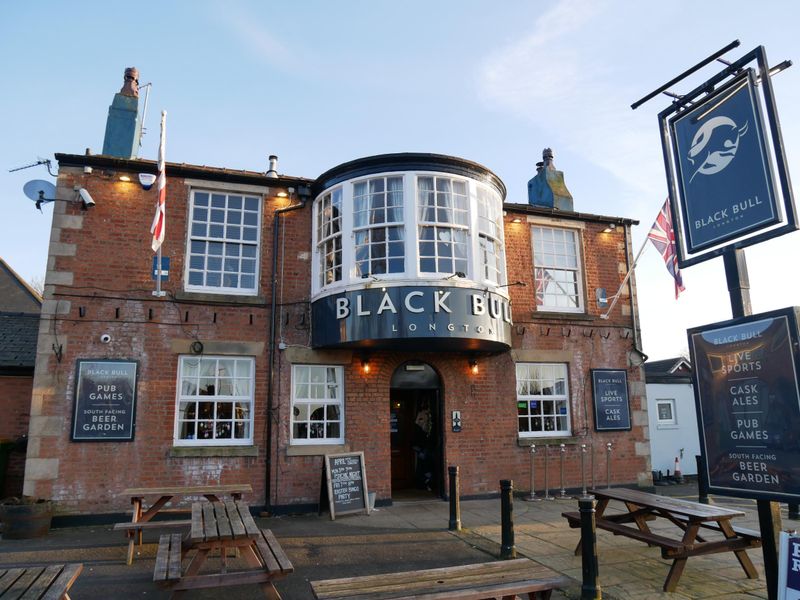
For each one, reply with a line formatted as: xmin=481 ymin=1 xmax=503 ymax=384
xmin=9 ymin=158 xmax=56 ymax=177
xmin=23 ymin=179 xmax=95 ymax=212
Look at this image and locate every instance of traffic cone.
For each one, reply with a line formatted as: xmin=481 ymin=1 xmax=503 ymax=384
xmin=674 ymin=456 xmax=683 ymax=483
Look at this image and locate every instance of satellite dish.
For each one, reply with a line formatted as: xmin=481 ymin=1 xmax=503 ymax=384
xmin=23 ymin=180 xmax=57 ymax=205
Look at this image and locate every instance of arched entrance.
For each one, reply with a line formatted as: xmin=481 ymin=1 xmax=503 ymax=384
xmin=389 ymin=361 xmax=442 ymax=500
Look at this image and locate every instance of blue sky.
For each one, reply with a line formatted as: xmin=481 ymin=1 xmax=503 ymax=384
xmin=2 ymin=1 xmax=799 ymax=360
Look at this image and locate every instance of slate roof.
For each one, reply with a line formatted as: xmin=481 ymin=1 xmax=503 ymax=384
xmin=0 ymin=258 xmax=41 ymax=374
xmin=644 ymin=357 xmax=693 ymax=384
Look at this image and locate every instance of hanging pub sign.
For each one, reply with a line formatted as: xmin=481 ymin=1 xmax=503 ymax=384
xmin=591 ymin=369 xmax=631 ymax=431
xmin=658 ymin=46 xmax=797 ymax=268
xmin=670 ymin=70 xmax=780 ymax=254
xmin=688 ymin=307 xmax=800 ymax=501
xmin=72 ymin=360 xmax=138 ymax=441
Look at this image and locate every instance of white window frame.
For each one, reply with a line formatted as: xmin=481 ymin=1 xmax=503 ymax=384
xmin=515 ymin=363 xmax=571 ymax=438
xmin=184 ymin=189 xmax=262 ymax=295
xmin=477 ymin=186 xmax=506 ymax=285
xmin=353 ymin=176 xmax=405 ymax=279
xmin=532 ymin=225 xmax=584 ymax=313
xmin=656 ymin=399 xmax=677 ymax=425
xmin=291 ymin=365 xmax=345 ymax=445
xmin=417 ymin=175 xmax=469 ymax=276
xmin=316 ymin=188 xmax=343 ymax=287
xmin=174 ymin=355 xmax=255 ymax=446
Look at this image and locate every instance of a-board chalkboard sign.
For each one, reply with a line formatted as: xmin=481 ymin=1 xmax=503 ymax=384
xmin=72 ymin=359 xmax=138 ymax=441
xmin=591 ymin=369 xmax=631 ymax=431
xmin=324 ymin=452 xmax=370 ymax=520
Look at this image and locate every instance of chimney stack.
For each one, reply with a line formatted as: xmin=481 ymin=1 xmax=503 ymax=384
xmin=266 ymin=155 xmax=279 ymax=178
xmin=102 ymin=67 xmax=143 ymax=159
xmin=527 ymin=148 xmax=573 ymax=211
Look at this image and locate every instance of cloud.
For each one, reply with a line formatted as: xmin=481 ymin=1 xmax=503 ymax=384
xmin=477 ymin=0 xmax=664 ymax=200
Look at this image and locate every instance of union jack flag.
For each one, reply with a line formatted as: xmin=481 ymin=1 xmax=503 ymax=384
xmin=647 ymin=199 xmax=684 ymax=299
xmin=534 ymin=267 xmax=553 ymax=306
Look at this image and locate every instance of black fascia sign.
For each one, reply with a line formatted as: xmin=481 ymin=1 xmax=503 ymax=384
xmin=689 ymin=307 xmax=800 ymax=501
xmin=591 ymin=369 xmax=631 ymax=431
xmin=71 ymin=360 xmax=138 ymax=441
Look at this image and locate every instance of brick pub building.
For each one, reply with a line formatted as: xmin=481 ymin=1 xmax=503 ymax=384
xmin=24 ymin=70 xmax=651 ymax=515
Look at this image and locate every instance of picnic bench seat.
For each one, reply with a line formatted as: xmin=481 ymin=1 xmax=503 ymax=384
xmin=154 ymin=527 xmax=293 ymax=596
xmin=562 ymin=510 xmax=685 ymax=554
xmin=311 ymin=557 xmax=567 ymax=600
xmin=0 ymin=564 xmax=83 ymax=600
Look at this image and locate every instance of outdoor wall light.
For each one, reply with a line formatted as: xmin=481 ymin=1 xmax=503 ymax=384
xmin=469 ymin=359 xmax=479 ymax=375
xmin=361 ymin=357 xmax=371 ymax=374
xmin=118 ymin=174 xmax=132 ymax=182
xmin=602 ymin=223 xmax=617 ymax=233
xmin=512 ymin=217 xmax=523 ymax=223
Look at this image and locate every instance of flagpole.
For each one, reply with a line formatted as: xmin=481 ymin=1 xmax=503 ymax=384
xmin=599 ymin=234 xmax=650 ymax=320
xmin=152 ymin=109 xmax=167 ymax=297
xmin=154 ymin=246 xmax=165 ymax=297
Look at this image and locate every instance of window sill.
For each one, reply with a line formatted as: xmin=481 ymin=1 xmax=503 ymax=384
xmin=656 ymin=424 xmax=679 ymax=430
xmin=517 ymin=436 xmax=582 ymax=447
xmin=531 ymin=311 xmax=594 ymax=322
xmin=286 ymin=444 xmax=349 ymax=457
xmin=174 ymin=290 xmax=267 ymax=306
xmin=170 ymin=445 xmax=259 ymax=458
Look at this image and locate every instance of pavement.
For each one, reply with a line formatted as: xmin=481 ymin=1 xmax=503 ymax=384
xmin=0 ymin=481 xmax=789 ymax=599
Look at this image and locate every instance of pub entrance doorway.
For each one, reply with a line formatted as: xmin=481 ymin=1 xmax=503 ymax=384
xmin=389 ymin=362 xmax=442 ymax=500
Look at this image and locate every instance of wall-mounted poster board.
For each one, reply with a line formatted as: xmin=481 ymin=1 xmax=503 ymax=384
xmin=689 ymin=307 xmax=800 ymax=502
xmin=72 ymin=359 xmax=138 ymax=441
xmin=591 ymin=369 xmax=631 ymax=431
xmin=324 ymin=452 xmax=370 ymax=520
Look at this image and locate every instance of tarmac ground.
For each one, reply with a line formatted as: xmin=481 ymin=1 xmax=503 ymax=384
xmin=0 ymin=481 xmax=790 ymax=599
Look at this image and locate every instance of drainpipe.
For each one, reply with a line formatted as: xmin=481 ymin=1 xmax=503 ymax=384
xmin=265 ymin=186 xmax=308 ymax=514
xmin=623 ymin=225 xmax=647 ymax=364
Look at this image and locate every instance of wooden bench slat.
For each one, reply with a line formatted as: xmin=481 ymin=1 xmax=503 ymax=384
xmin=562 ymin=511 xmax=685 ymax=551
xmin=225 ymin=501 xmax=246 ymax=538
xmin=17 ymin=564 xmax=62 ymax=600
xmin=154 ymin=534 xmax=171 ymax=582
xmin=40 ymin=564 xmax=83 ymax=600
xmin=122 ymin=484 xmax=252 ymax=497
xmin=255 ymin=534 xmax=282 ymax=574
xmin=213 ymin=502 xmax=233 ymax=540
xmin=0 ymin=569 xmax=25 ymax=596
xmin=311 ymin=559 xmax=562 ymax=600
xmin=237 ymin=503 xmax=260 ymax=538
xmin=113 ymin=519 xmax=191 ymax=531
xmin=167 ymin=534 xmax=182 ymax=581
xmin=202 ymin=502 xmax=217 ymax=541
xmin=260 ymin=529 xmax=294 ymax=573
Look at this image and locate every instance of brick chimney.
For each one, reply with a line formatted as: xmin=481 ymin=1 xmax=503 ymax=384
xmin=102 ymin=67 xmax=142 ymax=158
xmin=527 ymin=148 xmax=574 ymax=211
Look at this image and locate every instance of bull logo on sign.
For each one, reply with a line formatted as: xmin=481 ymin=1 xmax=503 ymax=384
xmin=687 ymin=116 xmax=749 ymax=183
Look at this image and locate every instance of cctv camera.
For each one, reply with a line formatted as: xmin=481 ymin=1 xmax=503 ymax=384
xmin=78 ymin=188 xmax=95 ymax=208
xmin=100 ymin=333 xmax=111 ymax=344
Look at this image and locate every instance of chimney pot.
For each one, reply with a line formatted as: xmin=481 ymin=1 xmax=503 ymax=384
xmin=267 ymin=155 xmax=279 ymax=178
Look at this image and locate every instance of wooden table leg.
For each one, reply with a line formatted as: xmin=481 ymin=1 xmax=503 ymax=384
xmin=719 ymin=520 xmax=759 ymax=579
xmin=663 ymin=521 xmax=700 ymax=592
xmin=127 ymin=498 xmax=142 ymax=565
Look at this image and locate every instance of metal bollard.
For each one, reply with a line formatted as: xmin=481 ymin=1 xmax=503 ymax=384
xmin=579 ymin=496 xmax=602 ymax=599
xmin=526 ymin=445 xmax=541 ymax=501
xmin=695 ymin=455 xmax=710 ymax=505
xmin=580 ymin=444 xmax=588 ymax=498
xmin=558 ymin=444 xmax=569 ymax=499
xmin=543 ymin=445 xmax=553 ymax=500
xmin=606 ymin=443 xmax=612 ymax=489
xmin=500 ymin=479 xmax=516 ymax=559
xmin=448 ymin=466 xmax=461 ymax=531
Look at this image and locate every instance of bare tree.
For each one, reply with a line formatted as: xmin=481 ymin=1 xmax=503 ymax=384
xmin=28 ymin=275 xmax=45 ymax=297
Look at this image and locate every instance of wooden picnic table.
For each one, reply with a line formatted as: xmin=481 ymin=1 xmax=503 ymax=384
xmin=562 ymin=487 xmax=761 ymax=592
xmin=0 ymin=563 xmax=82 ymax=599
xmin=119 ymin=484 xmax=252 ymax=564
xmin=153 ymin=500 xmax=293 ymax=599
xmin=311 ymin=558 xmax=567 ymax=600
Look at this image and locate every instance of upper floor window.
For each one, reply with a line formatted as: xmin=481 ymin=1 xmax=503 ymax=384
xmin=186 ymin=191 xmax=261 ymax=295
xmin=354 ymin=177 xmax=405 ymax=278
xmin=175 ymin=355 xmax=254 ymax=446
xmin=656 ymin=399 xmax=677 ymax=425
xmin=417 ymin=177 xmax=468 ymax=275
xmin=291 ymin=365 xmax=344 ymax=445
xmin=317 ymin=188 xmax=343 ymax=286
xmin=478 ymin=187 xmax=505 ymax=285
xmin=532 ymin=226 xmax=583 ymax=312
xmin=516 ymin=363 xmax=571 ymax=437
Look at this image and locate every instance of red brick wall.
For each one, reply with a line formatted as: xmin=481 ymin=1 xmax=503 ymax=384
xmin=0 ymin=375 xmax=31 ymax=497
xmin=29 ymin=166 xmax=647 ymax=514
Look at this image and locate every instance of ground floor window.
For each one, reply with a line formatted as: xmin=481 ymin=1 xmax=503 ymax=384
xmin=656 ymin=399 xmax=677 ymax=425
xmin=515 ymin=363 xmax=570 ymax=437
xmin=175 ymin=356 xmax=254 ymax=445
xmin=291 ymin=365 xmax=344 ymax=444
